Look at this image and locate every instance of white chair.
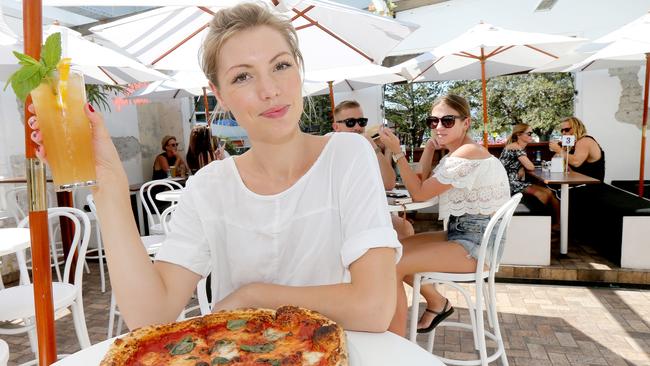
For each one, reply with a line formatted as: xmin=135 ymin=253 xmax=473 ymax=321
xmin=139 ymin=179 xmax=182 ymax=235
xmin=160 ymin=204 xmax=177 ymax=234
xmin=0 ymin=207 xmax=92 ymax=358
xmin=5 ymin=186 xmax=64 ymax=282
xmin=0 ymin=339 xmax=9 ymax=366
xmin=85 ymin=194 xmax=108 ymax=292
xmin=409 ymin=193 xmax=522 ymax=366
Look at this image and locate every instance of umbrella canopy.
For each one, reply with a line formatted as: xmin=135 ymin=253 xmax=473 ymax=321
xmin=303 ymin=64 xmax=404 ymax=97
xmin=566 ymin=12 xmax=650 ymax=196
xmin=0 ymin=24 xmax=167 ymax=84
xmin=395 ymin=22 xmax=584 ymax=145
xmin=0 ymin=6 xmax=17 ymax=46
xmin=127 ymin=70 xmax=209 ymax=100
xmin=89 ymin=0 xmax=418 ymax=74
xmin=212 ymin=118 xmax=249 ymax=142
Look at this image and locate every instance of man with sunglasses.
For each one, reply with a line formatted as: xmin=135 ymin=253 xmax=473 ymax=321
xmin=332 ymin=100 xmax=414 ymax=239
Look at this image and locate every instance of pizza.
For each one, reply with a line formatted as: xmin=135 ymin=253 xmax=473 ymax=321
xmin=101 ymin=306 xmax=348 ymax=366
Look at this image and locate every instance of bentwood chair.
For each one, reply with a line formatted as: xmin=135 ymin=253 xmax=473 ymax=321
xmin=139 ymin=179 xmax=182 ymax=235
xmin=0 ymin=207 xmax=92 ymax=358
xmin=409 ymin=193 xmax=522 ymax=366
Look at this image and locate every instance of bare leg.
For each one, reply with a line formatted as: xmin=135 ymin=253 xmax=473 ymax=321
xmin=389 ymin=232 xmax=477 ymax=336
xmin=526 ymin=184 xmax=561 ymax=228
xmin=391 ymin=214 xmax=415 ymax=240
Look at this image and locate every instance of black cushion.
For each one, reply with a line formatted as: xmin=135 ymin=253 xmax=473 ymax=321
xmin=569 ymin=183 xmax=650 ymax=265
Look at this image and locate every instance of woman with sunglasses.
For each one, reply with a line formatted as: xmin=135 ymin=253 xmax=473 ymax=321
xmin=379 ymin=94 xmax=510 ymax=336
xmin=549 ymin=116 xmax=605 ymax=181
xmin=153 ymin=135 xmax=189 ymax=179
xmin=500 ymin=123 xmax=560 ymax=230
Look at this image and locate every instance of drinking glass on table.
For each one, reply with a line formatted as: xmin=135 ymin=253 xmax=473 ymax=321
xmin=30 ymin=66 xmax=96 ymax=191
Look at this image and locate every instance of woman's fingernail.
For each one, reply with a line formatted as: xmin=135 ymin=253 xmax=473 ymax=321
xmin=28 ymin=117 xmax=36 ymax=127
xmin=31 ymin=131 xmax=37 ymax=139
xmin=88 ymin=103 xmax=95 ymax=113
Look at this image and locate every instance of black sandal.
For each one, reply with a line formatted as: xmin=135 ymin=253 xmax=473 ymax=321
xmin=417 ymin=299 xmax=454 ymax=334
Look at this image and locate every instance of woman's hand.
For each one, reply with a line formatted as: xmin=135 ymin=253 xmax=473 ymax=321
xmin=425 ymin=137 xmax=441 ymax=151
xmin=378 ymin=127 xmax=402 ymax=155
xmin=28 ymin=103 xmax=127 ymax=195
xmin=211 ymin=284 xmax=255 ymax=312
xmin=549 ymin=140 xmax=562 ymax=153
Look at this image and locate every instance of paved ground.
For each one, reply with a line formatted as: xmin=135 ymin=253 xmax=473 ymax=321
xmin=2 ymin=262 xmax=649 ymax=365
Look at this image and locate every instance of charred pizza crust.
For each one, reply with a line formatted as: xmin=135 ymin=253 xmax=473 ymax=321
xmin=101 ymin=306 xmax=347 ymax=366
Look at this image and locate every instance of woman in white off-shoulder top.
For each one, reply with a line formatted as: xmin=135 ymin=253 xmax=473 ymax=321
xmin=378 ymin=94 xmax=510 ymax=336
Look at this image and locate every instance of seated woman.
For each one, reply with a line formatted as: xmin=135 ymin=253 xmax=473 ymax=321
xmin=152 ymin=135 xmax=189 ymax=179
xmin=378 ymin=94 xmax=510 ymax=336
xmin=549 ymin=116 xmax=605 ymax=181
xmin=186 ymin=125 xmax=226 ymax=175
xmin=500 ymin=123 xmax=560 ymax=229
xmin=29 ymin=2 xmax=400 ymax=332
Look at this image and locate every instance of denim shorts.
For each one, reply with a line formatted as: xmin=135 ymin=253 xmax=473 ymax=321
xmin=447 ymin=214 xmax=505 ymax=262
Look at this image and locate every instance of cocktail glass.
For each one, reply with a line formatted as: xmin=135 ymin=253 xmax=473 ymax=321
xmin=31 ymin=67 xmax=96 ymax=191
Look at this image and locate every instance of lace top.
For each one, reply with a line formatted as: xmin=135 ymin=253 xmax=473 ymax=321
xmin=433 ymin=155 xmax=510 ymax=221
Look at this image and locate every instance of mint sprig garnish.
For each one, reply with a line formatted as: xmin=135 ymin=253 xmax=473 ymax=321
xmin=3 ymin=32 xmax=62 ymax=101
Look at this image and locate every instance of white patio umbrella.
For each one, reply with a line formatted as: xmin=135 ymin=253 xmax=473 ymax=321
xmin=0 ymin=24 xmax=166 ymax=84
xmin=0 ymin=6 xmax=17 ymax=46
xmin=127 ymin=70 xmax=209 ymax=100
xmin=395 ymin=22 xmax=584 ymax=145
xmin=566 ymin=12 xmax=650 ymax=196
xmin=89 ymin=0 xmax=418 ymax=74
xmin=303 ymin=64 xmax=404 ymax=101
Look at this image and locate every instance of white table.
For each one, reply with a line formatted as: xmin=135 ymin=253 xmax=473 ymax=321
xmin=387 ymin=189 xmax=438 ymax=213
xmin=0 ymin=228 xmax=31 ymax=289
xmin=527 ymin=168 xmax=600 ymax=255
xmin=52 ymin=331 xmax=444 ymax=365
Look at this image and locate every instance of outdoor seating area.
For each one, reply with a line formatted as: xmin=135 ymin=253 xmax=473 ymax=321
xmin=2 ymin=0 xmax=650 ymax=365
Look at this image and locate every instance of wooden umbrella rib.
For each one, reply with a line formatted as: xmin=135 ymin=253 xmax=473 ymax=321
xmin=291 ymin=8 xmax=373 ymax=62
xmin=97 ymin=66 xmax=118 ymax=84
xmin=152 ymin=23 xmax=209 ymax=65
xmin=412 ymin=55 xmax=445 ymax=81
xmin=198 ymin=6 xmax=216 ymax=15
xmin=290 ymin=5 xmax=315 ymax=21
xmin=457 ymin=51 xmax=479 ymax=59
xmin=580 ymin=60 xmax=595 ymax=72
xmin=486 ymin=45 xmax=513 ymax=58
xmin=524 ymin=44 xmax=558 ymax=59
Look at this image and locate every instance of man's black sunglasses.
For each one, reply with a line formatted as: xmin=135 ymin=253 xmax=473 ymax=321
xmin=336 ymin=117 xmax=368 ymax=128
xmin=425 ymin=115 xmax=464 ymax=129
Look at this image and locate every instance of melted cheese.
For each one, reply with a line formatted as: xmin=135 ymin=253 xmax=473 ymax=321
xmin=303 ymin=351 xmax=324 ymax=366
xmin=215 ymin=341 xmax=239 ymax=360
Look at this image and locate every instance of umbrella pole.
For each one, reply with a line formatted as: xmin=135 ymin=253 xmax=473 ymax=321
xmin=23 ymin=0 xmax=57 ymax=364
xmin=328 ymin=81 xmax=335 ymax=123
xmin=480 ymin=48 xmax=489 ymax=148
xmin=639 ymin=53 xmax=650 ymax=197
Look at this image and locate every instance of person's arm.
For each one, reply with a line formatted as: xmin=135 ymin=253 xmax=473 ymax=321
xmin=517 ymin=152 xmax=535 ymax=171
xmin=213 ymin=248 xmax=396 ymax=332
xmin=565 ymin=138 xmax=592 ymax=168
xmin=369 ymin=137 xmax=396 ymax=190
xmin=30 ymin=105 xmax=200 ymax=329
xmin=378 ymin=128 xmax=451 ymax=202
xmin=418 ymin=138 xmax=440 ymax=181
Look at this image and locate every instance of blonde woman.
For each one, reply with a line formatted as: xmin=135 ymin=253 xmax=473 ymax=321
xmin=29 ymin=2 xmax=400 ymax=332
xmin=378 ymin=95 xmax=510 ymax=336
xmin=500 ymin=123 xmax=560 ymax=228
xmin=549 ymin=116 xmax=605 ymax=181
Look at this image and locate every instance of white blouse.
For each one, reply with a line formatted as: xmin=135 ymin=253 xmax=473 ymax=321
xmin=433 ymin=155 xmax=510 ymax=221
xmin=155 ymin=133 xmax=402 ymax=302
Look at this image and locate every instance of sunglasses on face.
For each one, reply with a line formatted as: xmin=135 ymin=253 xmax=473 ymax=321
xmin=425 ymin=115 xmax=463 ymax=129
xmin=336 ymin=117 xmax=368 ymax=128
xmin=522 ymin=131 xmax=533 ymax=136
xmin=167 ymin=143 xmax=178 ymax=147
xmin=560 ymin=127 xmax=571 ymax=133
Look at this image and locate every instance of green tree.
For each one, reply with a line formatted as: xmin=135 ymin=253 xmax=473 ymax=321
xmin=384 ymin=82 xmax=445 ymax=149
xmin=447 ymin=73 xmax=574 ymax=140
xmin=301 ymin=94 xmax=332 ymax=135
xmin=85 ymin=84 xmax=127 ymax=111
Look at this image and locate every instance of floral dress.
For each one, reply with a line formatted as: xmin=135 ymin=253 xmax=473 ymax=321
xmin=499 ymin=148 xmax=530 ymax=195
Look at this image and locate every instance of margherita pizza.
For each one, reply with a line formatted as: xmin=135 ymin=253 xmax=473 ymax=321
xmin=101 ymin=306 xmax=347 ymax=366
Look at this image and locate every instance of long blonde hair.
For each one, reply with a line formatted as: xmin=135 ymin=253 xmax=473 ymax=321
xmin=560 ymin=116 xmax=587 ymax=140
xmin=200 ymin=3 xmax=304 ymax=88
xmin=507 ymin=123 xmax=530 ymax=144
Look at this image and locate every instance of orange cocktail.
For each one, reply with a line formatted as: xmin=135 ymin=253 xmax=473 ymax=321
xmin=31 ymin=65 xmax=96 ymax=191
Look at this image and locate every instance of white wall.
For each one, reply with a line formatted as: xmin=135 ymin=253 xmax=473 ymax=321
xmin=574 ymin=68 xmax=650 ymax=183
